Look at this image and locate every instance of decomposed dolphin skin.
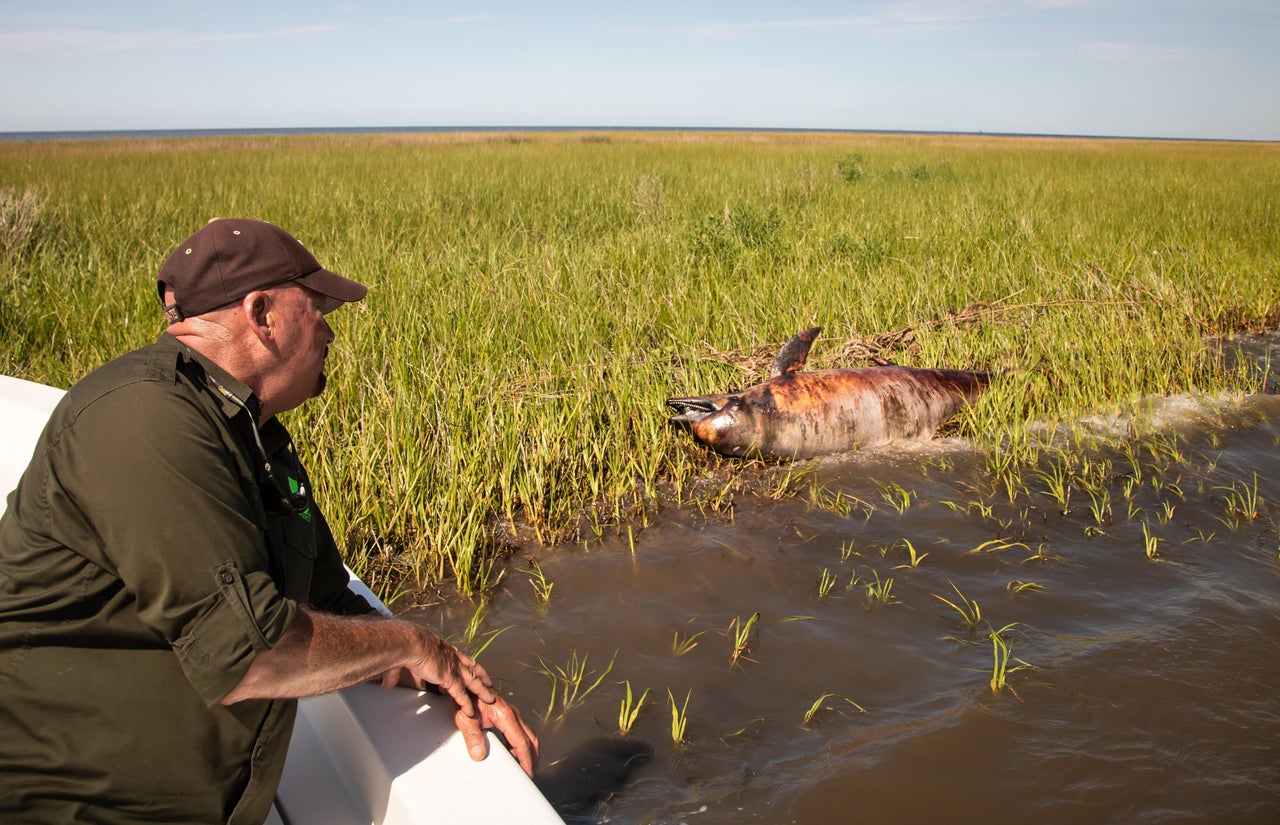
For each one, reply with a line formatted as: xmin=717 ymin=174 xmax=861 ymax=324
xmin=666 ymin=327 xmax=990 ymax=459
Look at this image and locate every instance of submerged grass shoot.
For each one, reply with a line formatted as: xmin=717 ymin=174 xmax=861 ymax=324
xmin=864 ymin=570 xmax=898 ymax=606
xmin=535 ymin=649 xmax=617 ymax=723
xmin=1142 ymin=521 xmax=1162 ymax=560
xmin=802 ymin=693 xmax=867 ymax=728
xmin=668 ymin=688 xmax=692 ymax=747
xmin=892 ymin=539 xmax=929 ymax=569
xmin=617 ymin=680 xmax=651 ymax=737
xmin=455 ymin=602 xmax=512 ymax=660
xmin=817 ymin=567 xmax=839 ymax=598
xmin=727 ymin=612 xmax=761 ymax=668
xmin=522 ymin=561 xmax=555 ymax=607
xmin=935 ymin=580 xmax=983 ymax=632
xmin=1215 ymin=472 xmax=1263 ymax=523
xmin=988 ymin=622 xmax=1031 ymax=695
xmin=671 ymin=628 xmax=705 ymax=657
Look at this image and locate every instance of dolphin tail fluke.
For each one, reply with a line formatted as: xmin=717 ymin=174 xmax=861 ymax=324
xmin=770 ymin=326 xmax=822 ymax=378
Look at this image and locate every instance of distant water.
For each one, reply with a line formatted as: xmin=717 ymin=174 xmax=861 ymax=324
xmin=0 ymin=126 xmax=569 ymax=142
xmin=0 ymin=126 xmax=1208 ymax=143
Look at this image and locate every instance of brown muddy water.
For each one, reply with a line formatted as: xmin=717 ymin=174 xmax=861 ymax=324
xmin=407 ymin=339 xmax=1280 ymax=825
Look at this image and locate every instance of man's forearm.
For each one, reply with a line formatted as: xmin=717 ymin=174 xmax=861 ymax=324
xmin=220 ymin=605 xmax=539 ymax=775
xmin=220 ymin=606 xmax=437 ymax=705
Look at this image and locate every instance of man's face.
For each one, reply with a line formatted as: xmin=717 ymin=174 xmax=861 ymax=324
xmin=269 ymin=283 xmax=336 ymax=410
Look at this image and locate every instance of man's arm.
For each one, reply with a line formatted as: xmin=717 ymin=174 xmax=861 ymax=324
xmin=219 ymin=607 xmax=540 ymax=776
xmin=220 ymin=607 xmax=492 ymax=715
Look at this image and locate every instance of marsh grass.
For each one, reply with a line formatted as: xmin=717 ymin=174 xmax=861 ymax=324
xmin=817 ymin=567 xmax=839 ymax=598
xmin=891 ymin=539 xmax=929 ymax=569
xmin=864 ymin=570 xmax=898 ymax=606
xmin=2 ymin=131 xmax=1277 ymax=595
xmin=616 ymin=680 xmax=651 ymax=736
xmin=535 ymin=649 xmax=617 ymax=723
xmin=1215 ymin=472 xmax=1263 ymax=523
xmin=987 ymin=622 xmax=1033 ymax=695
xmin=801 ymin=693 xmax=867 ymax=728
xmin=667 ymin=688 xmax=692 ymax=747
xmin=727 ymin=611 xmax=761 ymax=668
xmin=671 ymin=628 xmax=705 ymax=657
xmin=454 ymin=602 xmax=512 ymax=660
xmin=935 ymin=580 xmax=983 ymax=633
xmin=1141 ymin=520 xmax=1162 ymax=560
xmin=521 ymin=560 xmax=555 ymax=607
xmin=876 ymin=481 xmax=914 ymax=513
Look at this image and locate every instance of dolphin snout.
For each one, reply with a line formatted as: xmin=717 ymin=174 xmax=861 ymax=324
xmin=665 ymin=396 xmax=722 ymax=425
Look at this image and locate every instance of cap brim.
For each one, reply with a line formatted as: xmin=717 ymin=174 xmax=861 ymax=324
xmin=296 ymin=268 xmax=368 ymax=314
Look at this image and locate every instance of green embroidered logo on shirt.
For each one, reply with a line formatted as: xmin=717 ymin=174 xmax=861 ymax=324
xmin=288 ymin=476 xmax=312 ymax=521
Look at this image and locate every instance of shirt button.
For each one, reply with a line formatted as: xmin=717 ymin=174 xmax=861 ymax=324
xmin=219 ymin=570 xmax=235 ymax=585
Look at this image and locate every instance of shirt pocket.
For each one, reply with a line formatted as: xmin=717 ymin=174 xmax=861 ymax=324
xmin=265 ymin=513 xmax=317 ymax=603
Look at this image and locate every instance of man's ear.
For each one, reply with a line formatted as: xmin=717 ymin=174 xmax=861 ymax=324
xmin=243 ymin=290 xmax=273 ymax=342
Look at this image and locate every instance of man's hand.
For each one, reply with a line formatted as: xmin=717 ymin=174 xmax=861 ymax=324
xmin=400 ymin=633 xmax=495 ymax=719
xmin=378 ymin=664 xmax=540 ymax=777
xmin=454 ymin=693 xmax=540 ymax=777
xmin=221 ymin=608 xmax=536 ymax=774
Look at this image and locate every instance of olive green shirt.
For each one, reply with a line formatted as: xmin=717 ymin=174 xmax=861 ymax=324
xmin=0 ymin=334 xmax=372 ymax=824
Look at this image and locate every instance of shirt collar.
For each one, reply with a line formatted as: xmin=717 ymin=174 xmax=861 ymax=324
xmin=156 ymin=332 xmax=264 ymax=422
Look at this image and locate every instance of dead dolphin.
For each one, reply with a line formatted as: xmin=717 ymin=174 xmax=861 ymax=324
xmin=666 ymin=327 xmax=989 ymax=459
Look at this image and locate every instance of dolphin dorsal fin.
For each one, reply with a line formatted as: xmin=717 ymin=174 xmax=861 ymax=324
xmin=771 ymin=327 xmax=822 ymax=377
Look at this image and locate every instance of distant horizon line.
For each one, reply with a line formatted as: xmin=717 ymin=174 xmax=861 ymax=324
xmin=0 ymin=124 xmax=1267 ymax=144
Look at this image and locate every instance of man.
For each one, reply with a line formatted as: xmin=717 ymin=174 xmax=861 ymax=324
xmin=0 ymin=218 xmax=538 ymax=823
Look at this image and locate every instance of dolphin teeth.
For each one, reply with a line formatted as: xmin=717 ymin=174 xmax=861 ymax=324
xmin=665 ymin=396 xmax=723 ymax=426
xmin=665 ymin=397 xmax=720 ymax=414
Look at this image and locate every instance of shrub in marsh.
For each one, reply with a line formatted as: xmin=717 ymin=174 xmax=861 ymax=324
xmin=886 ymin=161 xmax=935 ymax=182
xmin=827 ymin=231 xmax=891 ymax=266
xmin=687 ymin=201 xmax=785 ymax=265
xmin=0 ymin=187 xmax=47 ymax=258
xmin=688 ymin=211 xmax=741 ymax=266
xmin=727 ymin=202 xmax=783 ymax=252
xmin=835 ymin=152 xmax=866 ymax=182
xmin=0 ymin=188 xmax=48 ymax=360
xmin=634 ymin=175 xmax=664 ymax=226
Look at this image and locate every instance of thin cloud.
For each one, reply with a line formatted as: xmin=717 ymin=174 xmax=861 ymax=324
xmin=440 ymin=15 xmax=497 ymax=26
xmin=390 ymin=14 xmax=498 ymax=32
xmin=614 ymin=12 xmax=979 ymax=42
xmin=970 ymin=37 xmax=1211 ymax=63
xmin=1078 ymin=40 xmax=1206 ymax=62
xmin=0 ymin=23 xmax=347 ymax=55
xmin=608 ymin=0 xmax=1074 ymax=41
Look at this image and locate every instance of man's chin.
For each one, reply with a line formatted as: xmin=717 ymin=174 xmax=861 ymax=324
xmin=312 ymin=371 xmax=327 ymax=398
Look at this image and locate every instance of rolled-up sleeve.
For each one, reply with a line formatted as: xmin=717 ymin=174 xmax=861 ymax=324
xmin=46 ymin=378 xmax=296 ymax=705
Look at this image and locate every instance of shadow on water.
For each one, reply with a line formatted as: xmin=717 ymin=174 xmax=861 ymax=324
xmin=533 ymin=737 xmax=655 ymax=822
xmin=409 ymin=336 xmax=1280 ymax=824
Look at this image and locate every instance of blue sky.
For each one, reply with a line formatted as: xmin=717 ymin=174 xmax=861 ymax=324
xmin=1 ymin=1 xmax=1276 ymax=140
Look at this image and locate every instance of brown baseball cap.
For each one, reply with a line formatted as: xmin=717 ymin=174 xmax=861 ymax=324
xmin=157 ymin=218 xmax=367 ymax=322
